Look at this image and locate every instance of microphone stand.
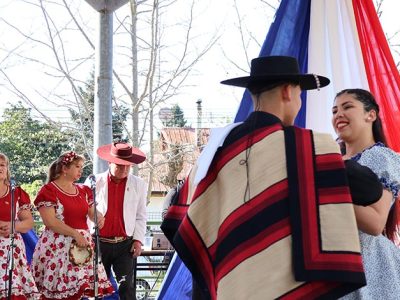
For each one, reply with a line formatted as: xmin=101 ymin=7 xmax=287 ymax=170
xmin=7 ymin=180 xmax=16 ymax=300
xmin=90 ymin=176 xmax=101 ymax=299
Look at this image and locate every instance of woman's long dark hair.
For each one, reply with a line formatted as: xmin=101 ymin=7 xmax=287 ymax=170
xmin=336 ymin=89 xmax=387 ymax=145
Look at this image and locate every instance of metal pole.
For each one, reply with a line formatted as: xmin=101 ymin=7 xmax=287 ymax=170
xmin=93 ymin=10 xmax=113 ymax=174
xmin=196 ymin=99 xmax=202 ymax=148
xmin=85 ymin=0 xmax=129 ymax=173
xmin=7 ymin=180 xmax=16 ymax=300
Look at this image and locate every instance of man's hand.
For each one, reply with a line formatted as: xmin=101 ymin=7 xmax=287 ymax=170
xmin=131 ymin=240 xmax=143 ymax=258
xmin=96 ymin=212 xmax=105 ymax=229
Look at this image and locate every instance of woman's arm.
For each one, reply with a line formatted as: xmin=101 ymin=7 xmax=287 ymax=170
xmin=353 ymin=189 xmax=393 ymax=235
xmin=88 ymin=206 xmax=105 ymax=229
xmin=15 ymin=209 xmax=34 ymax=233
xmin=39 ymin=206 xmax=88 ymax=246
xmin=0 ymin=210 xmax=34 ymax=235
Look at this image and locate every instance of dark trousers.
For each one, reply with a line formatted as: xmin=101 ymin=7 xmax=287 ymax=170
xmin=100 ymin=239 xmax=136 ymax=300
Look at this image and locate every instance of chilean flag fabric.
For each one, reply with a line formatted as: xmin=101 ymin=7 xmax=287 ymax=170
xmin=236 ymin=0 xmax=400 ymax=152
xmin=151 ymin=1 xmax=400 ymax=299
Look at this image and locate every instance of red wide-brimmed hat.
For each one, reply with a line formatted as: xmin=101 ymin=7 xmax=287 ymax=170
xmin=97 ymin=142 xmax=146 ymax=165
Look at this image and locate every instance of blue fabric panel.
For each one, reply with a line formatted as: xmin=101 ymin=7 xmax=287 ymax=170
xmin=21 ymin=229 xmax=38 ymax=264
xmin=234 ymin=0 xmax=311 ymax=128
xmin=157 ymin=253 xmax=192 ymax=300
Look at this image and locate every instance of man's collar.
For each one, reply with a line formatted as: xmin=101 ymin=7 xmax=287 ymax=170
xmin=246 ymin=111 xmax=283 ymax=126
xmin=108 ymin=172 xmax=128 ymax=184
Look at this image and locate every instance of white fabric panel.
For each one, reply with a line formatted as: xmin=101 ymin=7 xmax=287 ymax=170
xmin=306 ymin=0 xmax=369 ymax=137
xmin=194 ymin=122 xmax=243 ymax=185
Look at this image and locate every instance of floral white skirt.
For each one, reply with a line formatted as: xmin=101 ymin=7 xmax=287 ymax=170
xmin=31 ymin=229 xmax=114 ymax=299
xmin=0 ymin=233 xmax=40 ymax=300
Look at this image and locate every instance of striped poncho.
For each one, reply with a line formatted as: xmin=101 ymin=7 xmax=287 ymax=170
xmin=162 ymin=112 xmax=366 ymax=300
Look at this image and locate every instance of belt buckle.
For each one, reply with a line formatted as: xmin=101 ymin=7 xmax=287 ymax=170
xmin=114 ymin=236 xmax=126 ymax=243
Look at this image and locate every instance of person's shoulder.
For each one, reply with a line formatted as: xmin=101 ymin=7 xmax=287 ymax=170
xmin=96 ymin=171 xmax=108 ymax=179
xmin=76 ymin=183 xmax=92 ymax=193
xmin=38 ymin=182 xmax=56 ymax=193
xmin=355 ymin=143 xmax=400 ymax=166
xmin=34 ymin=182 xmax=57 ymax=204
xmin=366 ymin=143 xmax=398 ymax=155
xmin=16 ymin=186 xmax=30 ymax=196
xmin=16 ymin=186 xmax=31 ymax=203
xmin=128 ymin=173 xmax=147 ymax=185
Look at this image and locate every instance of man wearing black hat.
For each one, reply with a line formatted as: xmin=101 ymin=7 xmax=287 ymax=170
xmin=161 ymin=56 xmax=384 ymax=299
xmin=86 ymin=142 xmax=147 ymax=300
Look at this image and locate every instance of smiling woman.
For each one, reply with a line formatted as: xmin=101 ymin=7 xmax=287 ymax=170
xmin=332 ymin=88 xmax=400 ymax=300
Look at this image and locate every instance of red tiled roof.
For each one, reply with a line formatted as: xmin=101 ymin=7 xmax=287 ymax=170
xmin=141 ymin=127 xmax=210 ymax=193
xmin=159 ymin=128 xmax=210 ymax=150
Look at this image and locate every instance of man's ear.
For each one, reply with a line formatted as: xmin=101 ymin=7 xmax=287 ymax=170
xmin=280 ymin=84 xmax=291 ymax=102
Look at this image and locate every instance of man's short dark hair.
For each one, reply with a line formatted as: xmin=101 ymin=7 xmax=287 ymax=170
xmin=248 ymin=80 xmax=300 ymax=96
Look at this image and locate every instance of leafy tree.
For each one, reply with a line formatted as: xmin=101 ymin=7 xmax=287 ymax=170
xmin=0 ymin=103 xmax=69 ymax=184
xmin=21 ymin=180 xmax=43 ymax=201
xmin=164 ymin=104 xmax=187 ymax=127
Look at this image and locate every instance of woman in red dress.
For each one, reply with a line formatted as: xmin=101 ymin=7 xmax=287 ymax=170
xmin=31 ymin=151 xmax=114 ymax=300
xmin=0 ymin=153 xmax=40 ymax=300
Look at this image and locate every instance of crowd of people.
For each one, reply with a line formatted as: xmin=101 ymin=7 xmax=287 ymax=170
xmin=1 ymin=55 xmax=400 ymax=300
xmin=0 ymin=142 xmax=147 ymax=300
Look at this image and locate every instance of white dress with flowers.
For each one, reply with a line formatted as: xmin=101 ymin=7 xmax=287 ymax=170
xmin=0 ymin=187 xmax=40 ymax=300
xmin=31 ymin=182 xmax=114 ymax=299
xmin=340 ymin=144 xmax=400 ymax=299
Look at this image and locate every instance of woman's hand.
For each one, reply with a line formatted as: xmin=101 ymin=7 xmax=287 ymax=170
xmin=0 ymin=221 xmax=11 ymax=237
xmin=73 ymin=231 xmax=89 ymax=247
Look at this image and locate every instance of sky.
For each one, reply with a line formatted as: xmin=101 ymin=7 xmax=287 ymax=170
xmin=0 ymin=0 xmax=399 ymax=131
xmin=0 ymin=0 xmax=276 ymax=127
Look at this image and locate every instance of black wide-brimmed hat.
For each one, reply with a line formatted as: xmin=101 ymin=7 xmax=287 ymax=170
xmin=221 ymin=56 xmax=330 ymax=90
xmin=97 ymin=142 xmax=146 ymax=165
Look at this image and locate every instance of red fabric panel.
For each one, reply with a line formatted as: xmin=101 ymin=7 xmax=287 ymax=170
xmin=318 ymin=186 xmax=352 ymax=204
xmin=353 ymin=0 xmax=400 ymax=152
xmin=100 ymin=176 xmax=127 ymax=237
xmin=294 ymin=128 xmax=364 ymax=273
xmin=164 ymin=205 xmax=188 ymax=221
xmin=280 ymin=281 xmax=341 ymax=300
xmin=178 ymin=217 xmax=217 ymax=299
xmin=215 ymin=218 xmax=291 ymax=283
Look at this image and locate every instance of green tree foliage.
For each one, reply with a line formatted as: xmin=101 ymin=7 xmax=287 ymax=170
xmin=21 ymin=179 xmax=43 ymax=200
xmin=0 ymin=103 xmax=69 ymax=184
xmin=164 ymin=104 xmax=187 ymax=127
